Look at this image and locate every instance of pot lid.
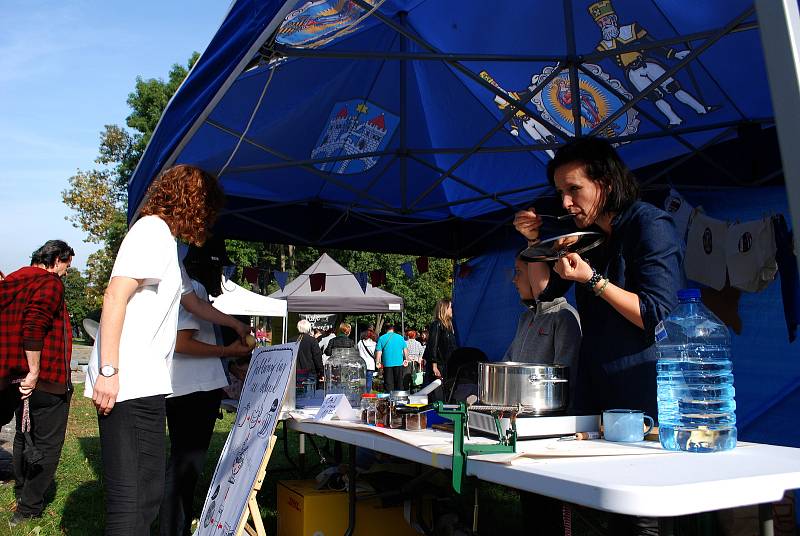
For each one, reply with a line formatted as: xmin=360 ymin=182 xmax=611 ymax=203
xmin=519 ymin=231 xmax=605 ymax=262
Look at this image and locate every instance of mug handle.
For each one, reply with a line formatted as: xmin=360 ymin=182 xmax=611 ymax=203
xmin=643 ymin=415 xmax=655 ymax=437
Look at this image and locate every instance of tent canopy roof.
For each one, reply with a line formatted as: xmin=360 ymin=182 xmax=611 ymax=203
xmin=128 ymin=0 xmax=776 ymax=257
xmin=268 ymin=253 xmax=404 ymax=312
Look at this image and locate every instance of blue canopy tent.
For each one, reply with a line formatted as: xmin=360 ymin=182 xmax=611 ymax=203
xmin=128 ymin=1 xmax=800 ymax=445
xmin=128 ymin=0 xmax=798 ymax=256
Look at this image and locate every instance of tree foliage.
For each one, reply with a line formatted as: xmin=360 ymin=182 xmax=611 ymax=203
xmin=63 ymin=267 xmax=92 ymax=338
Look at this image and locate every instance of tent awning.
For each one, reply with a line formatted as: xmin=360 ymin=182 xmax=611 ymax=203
xmin=128 ymin=0 xmax=783 ymax=257
xmin=269 ymin=253 xmax=403 ymax=312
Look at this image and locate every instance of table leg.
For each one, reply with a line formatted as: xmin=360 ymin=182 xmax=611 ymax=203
xmin=758 ymin=503 xmax=775 ymax=536
xmin=658 ymin=517 xmax=675 ymax=536
xmin=344 ymin=443 xmax=357 ymax=536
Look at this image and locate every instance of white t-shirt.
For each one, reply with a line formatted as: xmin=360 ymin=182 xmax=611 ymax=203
xmin=357 ymin=339 xmax=376 ymax=371
xmin=84 ymin=216 xmax=192 ymax=402
xmin=168 ymin=280 xmax=230 ymax=398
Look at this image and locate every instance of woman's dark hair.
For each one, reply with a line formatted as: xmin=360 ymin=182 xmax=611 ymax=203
xmin=183 ymin=236 xmax=230 ymax=297
xmin=30 ymin=240 xmax=75 ymax=268
xmin=546 ymin=137 xmax=639 ymax=214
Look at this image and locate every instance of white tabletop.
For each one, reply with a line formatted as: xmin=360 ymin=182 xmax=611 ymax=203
xmin=287 ymin=420 xmax=800 ymax=517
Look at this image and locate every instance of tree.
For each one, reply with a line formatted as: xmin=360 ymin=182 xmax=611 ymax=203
xmin=63 ymin=267 xmax=93 ymax=339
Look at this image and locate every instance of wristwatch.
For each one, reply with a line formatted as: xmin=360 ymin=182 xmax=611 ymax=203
xmin=99 ymin=364 xmax=118 ymax=378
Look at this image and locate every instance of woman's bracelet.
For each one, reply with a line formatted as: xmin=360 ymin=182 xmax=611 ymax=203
xmin=594 ymin=278 xmax=610 ymax=297
xmin=585 ymin=268 xmax=603 ymax=290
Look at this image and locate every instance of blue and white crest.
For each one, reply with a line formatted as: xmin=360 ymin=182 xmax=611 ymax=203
xmin=276 ymin=0 xmax=375 ymax=48
xmin=312 ymin=100 xmax=399 ymax=174
xmin=531 ymin=64 xmax=639 ymax=140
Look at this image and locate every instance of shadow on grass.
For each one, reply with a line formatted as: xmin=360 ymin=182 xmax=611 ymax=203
xmin=61 ymin=436 xmax=104 ymax=534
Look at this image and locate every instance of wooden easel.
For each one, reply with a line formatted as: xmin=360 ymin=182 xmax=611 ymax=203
xmin=234 ymin=434 xmax=278 ymax=536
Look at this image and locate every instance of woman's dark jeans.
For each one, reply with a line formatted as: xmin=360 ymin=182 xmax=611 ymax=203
xmin=98 ymin=394 xmax=166 ymax=536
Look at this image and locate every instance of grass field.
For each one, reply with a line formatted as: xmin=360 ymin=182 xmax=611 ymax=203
xmin=0 ymin=385 xmax=531 ymax=536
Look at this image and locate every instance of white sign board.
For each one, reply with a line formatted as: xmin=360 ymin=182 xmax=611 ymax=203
xmin=194 ymin=343 xmax=297 ymax=536
xmin=313 ymin=394 xmax=354 ymax=421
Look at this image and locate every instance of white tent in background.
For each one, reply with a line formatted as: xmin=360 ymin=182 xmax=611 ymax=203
xmin=269 ymin=253 xmax=404 ymax=313
xmin=212 ymin=277 xmax=288 ymax=341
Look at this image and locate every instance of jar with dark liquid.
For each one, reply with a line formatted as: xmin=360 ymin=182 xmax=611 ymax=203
xmin=403 ymin=404 xmax=428 ymax=431
xmin=389 ymin=390 xmax=409 ymax=429
xmin=375 ymin=393 xmax=390 ymax=427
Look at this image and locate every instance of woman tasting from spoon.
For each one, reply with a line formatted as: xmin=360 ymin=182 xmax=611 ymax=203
xmin=514 ymin=136 xmax=684 ymax=535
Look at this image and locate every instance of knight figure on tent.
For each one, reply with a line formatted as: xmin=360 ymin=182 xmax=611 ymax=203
xmin=588 ymin=0 xmax=720 ymax=127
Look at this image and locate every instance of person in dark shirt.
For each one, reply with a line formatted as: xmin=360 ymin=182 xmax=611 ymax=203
xmin=514 ymin=136 xmax=682 ymax=536
xmin=296 ymin=319 xmax=324 ymax=383
xmin=324 ymin=322 xmax=355 ymax=356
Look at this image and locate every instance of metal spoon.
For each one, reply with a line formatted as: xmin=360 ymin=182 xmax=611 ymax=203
xmin=538 ymin=214 xmax=575 ymax=220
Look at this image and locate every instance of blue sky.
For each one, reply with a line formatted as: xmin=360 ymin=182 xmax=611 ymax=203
xmin=0 ymin=0 xmax=231 ymax=272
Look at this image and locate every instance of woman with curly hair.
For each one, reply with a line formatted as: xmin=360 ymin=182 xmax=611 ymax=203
xmin=84 ymin=164 xmax=246 ymax=535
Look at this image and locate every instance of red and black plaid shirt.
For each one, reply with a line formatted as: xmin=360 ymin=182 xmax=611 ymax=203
xmin=0 ymin=266 xmax=71 ymax=388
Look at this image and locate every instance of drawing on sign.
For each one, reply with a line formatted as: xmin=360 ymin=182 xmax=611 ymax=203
xmin=195 ymin=343 xmax=298 ymax=536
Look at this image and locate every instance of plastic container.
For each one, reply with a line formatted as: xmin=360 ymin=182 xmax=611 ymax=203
xmin=325 ymin=347 xmax=367 ymax=407
xmin=655 ymin=288 xmax=737 ymax=452
xmin=402 ymin=404 xmax=428 ymax=431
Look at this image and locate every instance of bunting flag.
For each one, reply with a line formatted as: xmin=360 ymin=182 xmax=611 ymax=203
xmin=457 ymin=263 xmax=474 ymax=279
xmin=243 ymin=267 xmax=259 ymax=285
xmin=416 ymin=256 xmax=429 ymax=274
xmin=222 ymin=265 xmax=237 ymax=280
xmin=370 ymin=269 xmax=386 ymax=287
xmin=274 ymin=270 xmax=289 ymax=291
xmin=309 ymin=272 xmax=326 ymax=292
xmin=355 ymin=272 xmax=369 ymax=293
xmin=401 ymin=261 xmax=414 ymax=280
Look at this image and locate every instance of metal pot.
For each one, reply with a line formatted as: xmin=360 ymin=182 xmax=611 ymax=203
xmin=478 ymin=362 xmax=568 ymax=414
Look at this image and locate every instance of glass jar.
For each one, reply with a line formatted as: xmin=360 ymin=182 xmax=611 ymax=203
xmin=375 ymin=394 xmax=390 ymax=427
xmin=360 ymin=393 xmax=377 ymax=425
xmin=403 ymin=404 xmax=428 ymax=431
xmin=389 ymin=390 xmax=409 ymax=429
xmin=324 ymin=347 xmax=367 ymax=407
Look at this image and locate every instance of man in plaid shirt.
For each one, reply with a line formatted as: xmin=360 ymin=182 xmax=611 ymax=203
xmin=0 ymin=240 xmax=74 ymax=525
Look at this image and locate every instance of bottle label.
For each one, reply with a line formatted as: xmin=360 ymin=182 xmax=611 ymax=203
xmin=654 ymin=321 xmax=667 ymax=342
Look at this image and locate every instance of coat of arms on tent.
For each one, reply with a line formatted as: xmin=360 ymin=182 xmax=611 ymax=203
xmin=312 ymin=100 xmax=399 ymax=174
xmin=276 ymin=0 xmax=377 ymax=48
xmin=531 ymin=64 xmax=639 ymax=139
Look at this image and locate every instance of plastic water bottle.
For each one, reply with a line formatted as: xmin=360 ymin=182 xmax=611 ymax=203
xmin=655 ymin=288 xmax=737 ymax=452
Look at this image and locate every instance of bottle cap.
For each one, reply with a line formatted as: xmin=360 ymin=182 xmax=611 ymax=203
xmin=361 ymin=393 xmax=377 ymax=398
xmin=677 ymin=288 xmax=701 ymax=300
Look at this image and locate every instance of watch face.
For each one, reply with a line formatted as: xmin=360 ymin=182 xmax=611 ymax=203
xmin=100 ymin=365 xmax=116 ymax=377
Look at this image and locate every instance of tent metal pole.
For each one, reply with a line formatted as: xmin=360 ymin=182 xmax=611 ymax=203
xmin=589 ymin=7 xmax=755 ymax=137
xmin=400 ymin=11 xmax=409 ymax=211
xmin=639 ymin=127 xmax=737 ymax=187
xmin=270 ymin=46 xmax=560 ymax=63
xmin=755 ymin=0 xmax=800 ymax=258
xmin=583 ymin=22 xmax=758 ymax=63
xmin=564 ymin=0 xmax=582 ymax=138
xmin=226 ymin=149 xmax=397 ymax=171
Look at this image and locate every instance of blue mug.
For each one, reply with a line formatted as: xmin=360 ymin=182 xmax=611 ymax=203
xmin=603 ymin=409 xmax=654 ymax=442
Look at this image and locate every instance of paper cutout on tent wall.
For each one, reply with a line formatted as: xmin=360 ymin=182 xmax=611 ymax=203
xmin=311 ymin=100 xmax=399 ymax=174
xmin=223 ymin=265 xmax=237 ymax=280
xmin=355 ymin=272 xmax=368 ymax=294
xmin=401 ymin=261 xmax=414 ymax=280
xmin=274 ymin=271 xmax=289 ymax=291
xmin=457 ymin=263 xmax=474 ymax=279
xmin=416 ymin=257 xmax=429 ymax=275
xmin=275 ymin=0 xmax=377 ymax=48
xmin=309 ymin=272 xmax=327 ymax=292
